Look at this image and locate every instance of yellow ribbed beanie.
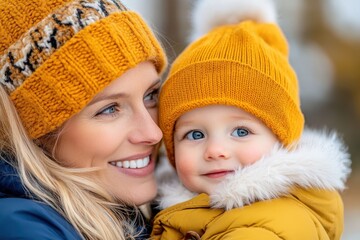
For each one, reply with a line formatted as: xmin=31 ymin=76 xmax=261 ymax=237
xmin=0 ymin=0 xmax=167 ymax=139
xmin=160 ymin=0 xmax=304 ymax=167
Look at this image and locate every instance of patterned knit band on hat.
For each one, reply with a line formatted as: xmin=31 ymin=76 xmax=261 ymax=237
xmin=159 ymin=0 xmax=304 ymax=167
xmin=0 ymin=0 xmax=166 ymax=139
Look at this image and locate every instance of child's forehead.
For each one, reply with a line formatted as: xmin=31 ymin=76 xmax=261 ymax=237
xmin=175 ymin=105 xmax=258 ymax=126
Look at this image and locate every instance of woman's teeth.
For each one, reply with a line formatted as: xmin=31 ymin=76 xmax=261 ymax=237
xmin=110 ymin=156 xmax=150 ymax=169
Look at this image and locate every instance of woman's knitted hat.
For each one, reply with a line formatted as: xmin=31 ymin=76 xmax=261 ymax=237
xmin=160 ymin=0 xmax=304 ymax=167
xmin=0 ymin=0 xmax=167 ymax=139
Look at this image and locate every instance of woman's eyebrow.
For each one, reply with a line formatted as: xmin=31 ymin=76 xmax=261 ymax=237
xmin=88 ymin=79 xmax=160 ymax=106
xmin=88 ymin=93 xmax=128 ymax=106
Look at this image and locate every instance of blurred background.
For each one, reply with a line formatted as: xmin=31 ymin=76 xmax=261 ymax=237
xmin=123 ymin=0 xmax=360 ymax=238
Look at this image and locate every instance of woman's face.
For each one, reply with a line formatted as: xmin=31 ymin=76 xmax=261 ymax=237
xmin=54 ymin=61 xmax=162 ymax=205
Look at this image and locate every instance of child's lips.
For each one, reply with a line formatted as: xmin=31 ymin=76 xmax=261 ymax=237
xmin=202 ymin=170 xmax=235 ymax=178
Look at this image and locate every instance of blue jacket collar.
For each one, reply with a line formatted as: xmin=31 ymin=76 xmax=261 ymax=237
xmin=0 ymin=153 xmax=28 ymax=198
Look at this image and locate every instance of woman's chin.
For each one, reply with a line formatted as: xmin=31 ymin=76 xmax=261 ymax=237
xmin=112 ymin=179 xmax=157 ymax=206
xmin=132 ymin=182 xmax=158 ymax=206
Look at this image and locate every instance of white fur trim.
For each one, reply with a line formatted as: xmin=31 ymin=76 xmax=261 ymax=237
xmin=156 ymin=129 xmax=351 ymax=210
xmin=190 ymin=0 xmax=277 ymax=41
xmin=156 ymin=178 xmax=197 ymax=210
xmin=155 ymin=155 xmax=198 ymax=209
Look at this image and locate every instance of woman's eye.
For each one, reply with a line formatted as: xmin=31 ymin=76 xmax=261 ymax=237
xmin=144 ymin=88 xmax=159 ymax=107
xmin=95 ymin=104 xmax=118 ymax=117
xmin=232 ymin=128 xmax=249 ymax=137
xmin=185 ymin=130 xmax=204 ymax=140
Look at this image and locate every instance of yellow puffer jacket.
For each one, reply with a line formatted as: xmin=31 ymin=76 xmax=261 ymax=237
xmin=152 ymin=188 xmax=343 ymax=240
xmin=152 ymin=130 xmax=351 ymax=240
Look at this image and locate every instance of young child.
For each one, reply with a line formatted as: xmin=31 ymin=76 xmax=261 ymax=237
xmin=151 ymin=0 xmax=351 ymax=239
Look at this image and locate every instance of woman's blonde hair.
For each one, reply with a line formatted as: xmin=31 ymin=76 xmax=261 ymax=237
xmin=0 ymin=86 xmax=143 ymax=239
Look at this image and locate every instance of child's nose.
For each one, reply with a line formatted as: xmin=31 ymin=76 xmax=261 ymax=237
xmin=204 ymin=141 xmax=230 ymax=161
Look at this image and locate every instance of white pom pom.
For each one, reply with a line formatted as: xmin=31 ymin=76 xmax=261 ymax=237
xmin=190 ymin=0 xmax=277 ymax=41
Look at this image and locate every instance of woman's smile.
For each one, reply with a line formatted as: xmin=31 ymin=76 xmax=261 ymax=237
xmin=109 ymin=156 xmax=150 ymax=169
xmin=108 ymin=152 xmax=156 ymax=178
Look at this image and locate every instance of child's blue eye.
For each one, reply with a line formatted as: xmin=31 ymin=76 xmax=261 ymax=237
xmin=185 ymin=130 xmax=204 ymax=140
xmin=232 ymin=128 xmax=249 ymax=137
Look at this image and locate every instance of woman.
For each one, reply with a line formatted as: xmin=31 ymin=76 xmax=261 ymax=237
xmin=0 ymin=0 xmax=166 ymax=239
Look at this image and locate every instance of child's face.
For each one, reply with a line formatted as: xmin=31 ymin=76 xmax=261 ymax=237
xmin=173 ymin=105 xmax=278 ymax=194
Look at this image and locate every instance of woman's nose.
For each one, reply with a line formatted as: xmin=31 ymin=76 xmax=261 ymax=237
xmin=204 ymin=140 xmax=230 ymax=161
xmin=129 ymin=109 xmax=163 ymax=145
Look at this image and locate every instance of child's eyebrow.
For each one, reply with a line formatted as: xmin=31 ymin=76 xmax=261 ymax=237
xmin=229 ymin=116 xmax=254 ymax=122
xmin=174 ymin=120 xmax=196 ymax=130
